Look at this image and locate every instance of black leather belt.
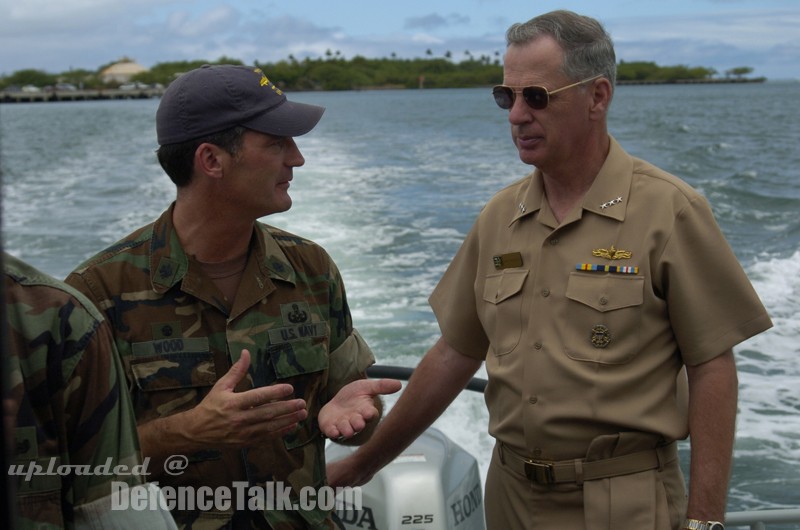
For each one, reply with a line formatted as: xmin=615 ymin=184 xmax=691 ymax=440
xmin=498 ymin=441 xmax=678 ymax=485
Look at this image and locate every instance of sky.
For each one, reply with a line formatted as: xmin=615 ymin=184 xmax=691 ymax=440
xmin=1 ymin=0 xmax=799 ymax=80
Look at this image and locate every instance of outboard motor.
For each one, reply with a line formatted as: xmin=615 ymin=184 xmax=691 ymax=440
xmin=326 ymin=427 xmax=485 ymax=530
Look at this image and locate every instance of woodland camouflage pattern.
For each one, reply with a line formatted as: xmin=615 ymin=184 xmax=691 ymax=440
xmin=65 ymin=204 xmax=375 ymax=529
xmin=4 ymin=252 xmax=143 ymax=529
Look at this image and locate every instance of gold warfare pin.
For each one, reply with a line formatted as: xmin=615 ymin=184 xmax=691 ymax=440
xmin=493 ymin=252 xmax=523 ymax=270
xmin=592 ymin=245 xmax=632 ymax=260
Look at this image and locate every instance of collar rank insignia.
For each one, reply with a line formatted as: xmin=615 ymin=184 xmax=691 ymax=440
xmin=592 ymin=245 xmax=632 ymax=260
xmin=600 ymin=197 xmax=623 ymax=209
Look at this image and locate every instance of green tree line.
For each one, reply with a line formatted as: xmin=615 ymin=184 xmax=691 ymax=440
xmin=616 ymin=61 xmax=758 ymax=82
xmin=0 ymin=55 xmax=760 ymax=92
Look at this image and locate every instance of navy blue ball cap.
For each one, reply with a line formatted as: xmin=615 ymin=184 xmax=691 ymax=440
xmin=156 ymin=64 xmax=325 ymax=145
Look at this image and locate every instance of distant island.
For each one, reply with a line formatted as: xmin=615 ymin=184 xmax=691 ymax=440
xmin=0 ymin=55 xmax=765 ymax=95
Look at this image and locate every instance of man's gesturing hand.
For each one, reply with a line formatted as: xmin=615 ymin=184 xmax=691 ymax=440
xmin=319 ymin=378 xmax=402 ymax=440
xmin=183 ymin=348 xmax=308 ymax=448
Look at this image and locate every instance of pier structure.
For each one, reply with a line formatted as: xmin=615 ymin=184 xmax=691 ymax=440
xmin=0 ymin=87 xmax=164 ymax=103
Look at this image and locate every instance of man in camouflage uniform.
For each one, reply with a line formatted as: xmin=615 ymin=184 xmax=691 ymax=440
xmin=4 ymin=252 xmax=176 ymax=529
xmin=65 ymin=65 xmax=400 ymax=529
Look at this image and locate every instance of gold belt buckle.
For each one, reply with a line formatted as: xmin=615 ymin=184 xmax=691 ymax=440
xmin=524 ymin=460 xmax=555 ymax=484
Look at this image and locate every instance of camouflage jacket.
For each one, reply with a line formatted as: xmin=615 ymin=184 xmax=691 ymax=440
xmin=4 ymin=252 xmax=144 ymax=529
xmin=65 ymin=205 xmax=375 ymax=529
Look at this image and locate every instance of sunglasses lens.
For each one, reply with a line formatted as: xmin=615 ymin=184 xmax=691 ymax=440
xmin=522 ymin=87 xmax=548 ymax=110
xmin=492 ymin=87 xmax=514 ymax=109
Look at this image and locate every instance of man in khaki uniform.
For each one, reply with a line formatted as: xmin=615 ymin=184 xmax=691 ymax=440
xmin=327 ymin=10 xmax=772 ymax=530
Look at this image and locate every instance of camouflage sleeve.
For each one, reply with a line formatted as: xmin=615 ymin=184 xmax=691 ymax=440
xmin=324 ymin=254 xmax=375 ymax=400
xmin=4 ymin=254 xmax=145 ymax=528
xmin=325 ymin=253 xmax=354 ymax=353
xmin=326 ymin=329 xmax=376 ymax=401
xmin=63 ymin=316 xmax=144 ymax=503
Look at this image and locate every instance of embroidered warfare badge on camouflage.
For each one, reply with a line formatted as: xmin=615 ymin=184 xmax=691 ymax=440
xmin=268 ymin=301 xmax=327 ymax=344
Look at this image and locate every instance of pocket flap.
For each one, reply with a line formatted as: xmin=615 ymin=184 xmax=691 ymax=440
xmin=269 ymin=341 xmax=329 ymax=379
xmin=566 ymin=273 xmax=644 ymax=312
xmin=482 ymin=269 xmax=529 ymax=305
xmin=130 ymin=352 xmax=216 ymax=391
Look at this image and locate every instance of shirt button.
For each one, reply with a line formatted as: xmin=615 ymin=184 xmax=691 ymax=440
xmin=599 ymin=296 xmax=608 ymax=305
xmin=541 ymin=288 xmax=550 ymax=297
xmin=549 ymin=238 xmax=559 ymax=246
xmin=534 ymin=342 xmax=543 ymax=350
xmin=528 ymin=395 xmax=538 ymax=404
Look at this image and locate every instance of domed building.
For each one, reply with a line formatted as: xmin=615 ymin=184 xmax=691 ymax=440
xmin=100 ymin=59 xmax=148 ymax=84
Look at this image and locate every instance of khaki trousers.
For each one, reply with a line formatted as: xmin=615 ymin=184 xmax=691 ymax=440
xmin=484 ymin=435 xmax=688 ymax=530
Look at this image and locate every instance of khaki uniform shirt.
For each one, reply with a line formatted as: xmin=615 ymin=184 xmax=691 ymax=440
xmin=65 ymin=205 xmax=375 ymax=529
xmin=430 ymin=137 xmax=772 ymax=461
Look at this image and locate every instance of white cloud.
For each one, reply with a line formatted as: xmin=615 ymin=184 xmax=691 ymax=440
xmin=0 ymin=2 xmax=797 ymax=80
xmin=165 ymin=6 xmax=238 ymax=38
xmin=404 ymin=13 xmax=471 ymax=31
xmin=6 ymin=0 xmax=125 ymax=20
xmin=609 ymin=9 xmax=800 ymax=49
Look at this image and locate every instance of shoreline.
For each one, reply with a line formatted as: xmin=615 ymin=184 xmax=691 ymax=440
xmin=617 ymin=77 xmax=766 ymax=85
xmin=0 ymin=87 xmax=164 ymax=104
xmin=0 ymin=77 xmax=768 ymax=104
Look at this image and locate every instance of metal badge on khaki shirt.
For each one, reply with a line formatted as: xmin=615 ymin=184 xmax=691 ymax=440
xmin=590 ymin=324 xmax=612 ymax=349
xmin=579 ymin=244 xmax=637 ymax=349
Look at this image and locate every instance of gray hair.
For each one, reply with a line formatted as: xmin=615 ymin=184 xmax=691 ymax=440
xmin=506 ymin=10 xmax=617 ymax=90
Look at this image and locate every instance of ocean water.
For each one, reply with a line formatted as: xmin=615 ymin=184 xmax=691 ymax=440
xmin=1 ymin=82 xmax=798 ymax=515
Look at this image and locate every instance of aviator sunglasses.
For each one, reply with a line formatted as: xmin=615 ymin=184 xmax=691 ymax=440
xmin=493 ymin=74 xmax=604 ymax=110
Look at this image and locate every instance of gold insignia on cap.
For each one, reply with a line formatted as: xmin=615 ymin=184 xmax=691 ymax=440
xmin=493 ymin=252 xmax=523 ymax=270
xmin=592 ymin=245 xmax=632 ymax=260
xmin=590 ymin=324 xmax=611 ymax=349
xmin=253 ymin=67 xmax=283 ymax=95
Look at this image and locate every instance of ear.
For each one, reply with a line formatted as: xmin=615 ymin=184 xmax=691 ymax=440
xmin=588 ymin=77 xmax=613 ymax=118
xmin=194 ymin=143 xmax=225 ymax=180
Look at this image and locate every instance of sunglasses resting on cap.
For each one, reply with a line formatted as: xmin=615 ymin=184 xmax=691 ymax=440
xmin=493 ymin=74 xmax=604 ymax=110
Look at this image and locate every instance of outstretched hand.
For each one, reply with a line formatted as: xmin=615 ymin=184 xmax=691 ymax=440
xmin=319 ymin=378 xmax=402 ymax=441
xmin=183 ymin=349 xmax=308 ymax=448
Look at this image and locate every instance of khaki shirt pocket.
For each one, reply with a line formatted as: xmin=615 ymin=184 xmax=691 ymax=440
xmin=481 ymin=269 xmax=529 ymax=356
xmin=564 ymin=273 xmax=644 ymax=364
